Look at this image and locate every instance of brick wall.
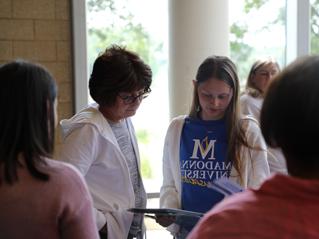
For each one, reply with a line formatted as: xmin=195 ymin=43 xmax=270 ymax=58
xmin=0 ymin=0 xmax=74 ymax=153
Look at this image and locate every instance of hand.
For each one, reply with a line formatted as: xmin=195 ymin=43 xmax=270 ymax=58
xmin=155 ymin=215 xmax=176 ymax=227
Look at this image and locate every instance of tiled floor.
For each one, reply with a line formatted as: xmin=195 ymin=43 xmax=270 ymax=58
xmin=144 ymin=195 xmax=173 ymax=238
xmin=145 ymin=217 xmax=172 ymax=238
xmin=146 ymin=229 xmax=172 ymax=238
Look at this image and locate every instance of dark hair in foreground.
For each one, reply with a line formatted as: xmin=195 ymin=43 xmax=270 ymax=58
xmin=261 ymin=55 xmax=319 ymax=176
xmin=189 ymin=56 xmax=252 ymax=182
xmin=89 ymin=45 xmax=152 ymax=106
xmin=0 ymin=60 xmax=57 ymax=184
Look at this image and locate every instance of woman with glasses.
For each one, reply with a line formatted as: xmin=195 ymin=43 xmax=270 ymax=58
xmin=59 ymin=45 xmax=152 ymax=239
xmin=0 ymin=60 xmax=98 ymax=239
xmin=240 ymin=58 xmax=287 ymax=174
xmin=157 ymin=56 xmax=270 ymax=238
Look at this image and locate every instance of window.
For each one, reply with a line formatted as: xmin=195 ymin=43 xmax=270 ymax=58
xmin=229 ymin=0 xmax=286 ymax=86
xmin=311 ymin=0 xmax=319 ymax=54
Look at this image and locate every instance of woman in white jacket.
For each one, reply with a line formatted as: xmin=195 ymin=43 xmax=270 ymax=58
xmin=59 ymin=45 xmax=152 ymax=239
xmin=157 ymin=56 xmax=270 ymax=238
xmin=240 ymin=58 xmax=287 ymax=174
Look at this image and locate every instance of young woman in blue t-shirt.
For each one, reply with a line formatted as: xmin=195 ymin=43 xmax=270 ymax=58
xmin=157 ymin=56 xmax=270 ymax=238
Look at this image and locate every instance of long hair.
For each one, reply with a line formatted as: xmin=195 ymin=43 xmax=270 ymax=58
xmin=189 ymin=56 xmax=251 ymax=182
xmin=0 ymin=60 xmax=57 ymax=184
xmin=244 ymin=58 xmax=280 ymax=98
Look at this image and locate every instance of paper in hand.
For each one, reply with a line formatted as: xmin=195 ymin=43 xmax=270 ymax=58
xmin=207 ymin=177 xmax=243 ymax=196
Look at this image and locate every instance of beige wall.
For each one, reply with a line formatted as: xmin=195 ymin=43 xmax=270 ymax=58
xmin=0 ymin=0 xmax=74 ymax=152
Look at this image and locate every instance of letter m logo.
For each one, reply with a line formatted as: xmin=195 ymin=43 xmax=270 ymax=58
xmin=190 ymin=138 xmax=216 ymax=160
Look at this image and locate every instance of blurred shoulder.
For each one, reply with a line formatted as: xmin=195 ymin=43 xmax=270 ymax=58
xmin=168 ymin=115 xmax=187 ymax=128
xmin=188 ymin=190 xmax=260 ymax=238
xmin=240 ymin=93 xmax=253 ymax=102
xmin=42 ymin=158 xmax=87 ymax=189
xmin=240 ymin=93 xmax=263 ymax=106
xmin=209 ymin=189 xmax=258 ymax=216
xmin=171 ymin=115 xmax=187 ymax=123
xmin=240 ymin=115 xmax=260 ymax=131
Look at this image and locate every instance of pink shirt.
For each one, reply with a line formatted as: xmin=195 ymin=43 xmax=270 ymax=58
xmin=187 ymin=174 xmax=319 ymax=239
xmin=0 ymin=158 xmax=99 ymax=239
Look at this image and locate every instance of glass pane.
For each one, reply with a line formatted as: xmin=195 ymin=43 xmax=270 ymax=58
xmin=229 ymin=0 xmax=286 ymax=87
xmin=311 ymin=0 xmax=319 ymax=54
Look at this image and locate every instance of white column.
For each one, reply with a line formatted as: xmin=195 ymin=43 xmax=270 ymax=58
xmin=286 ymin=0 xmax=310 ymax=64
xmin=168 ymin=0 xmax=229 ymax=119
xmin=72 ymin=0 xmax=89 ymax=113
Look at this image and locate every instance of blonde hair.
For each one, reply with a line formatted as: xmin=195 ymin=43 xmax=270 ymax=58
xmin=245 ymin=58 xmax=280 ymax=98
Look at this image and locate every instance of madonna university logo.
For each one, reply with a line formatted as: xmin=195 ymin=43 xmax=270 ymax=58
xmin=190 ymin=136 xmax=216 ymax=160
xmin=181 ymin=136 xmax=231 ymax=186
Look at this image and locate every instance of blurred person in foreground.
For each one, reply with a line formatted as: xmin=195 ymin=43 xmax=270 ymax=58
xmin=0 ymin=60 xmax=98 ymax=239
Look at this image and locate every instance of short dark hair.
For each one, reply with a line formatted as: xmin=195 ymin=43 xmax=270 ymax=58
xmin=0 ymin=60 xmax=57 ymax=184
xmin=261 ymin=55 xmax=319 ymax=173
xmin=89 ymin=45 xmax=152 ymax=106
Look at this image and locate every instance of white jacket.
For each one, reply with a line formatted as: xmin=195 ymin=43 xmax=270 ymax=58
xmin=59 ymin=103 xmax=141 ymax=239
xmin=160 ymin=115 xmax=270 ymax=226
xmin=240 ymin=93 xmax=288 ymax=174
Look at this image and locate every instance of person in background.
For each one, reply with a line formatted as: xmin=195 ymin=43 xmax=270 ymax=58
xmin=0 ymin=60 xmax=98 ymax=239
xmin=240 ymin=58 xmax=287 ymax=174
xmin=157 ymin=56 xmax=270 ymax=238
xmin=59 ymin=45 xmax=152 ymax=239
xmin=187 ymin=55 xmax=319 ymax=239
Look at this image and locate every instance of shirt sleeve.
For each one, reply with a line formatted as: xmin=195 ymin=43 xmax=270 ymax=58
xmin=243 ymin=119 xmax=270 ymax=189
xmin=240 ymin=95 xmax=261 ymax=121
xmin=59 ymin=165 xmax=100 ymax=239
xmin=59 ymin=124 xmax=98 ymax=176
xmin=187 ymin=210 xmax=238 ymax=239
xmin=160 ymin=120 xmax=180 ymax=209
xmin=59 ymin=124 xmax=107 ymax=229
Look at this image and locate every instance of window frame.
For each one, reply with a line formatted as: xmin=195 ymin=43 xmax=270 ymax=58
xmin=71 ymin=0 xmax=89 ymax=113
xmin=72 ymin=1 xmax=312 ymax=112
xmin=286 ymin=0 xmax=310 ymax=64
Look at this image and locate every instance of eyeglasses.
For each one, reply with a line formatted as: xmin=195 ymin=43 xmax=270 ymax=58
xmin=118 ymin=89 xmax=151 ymax=104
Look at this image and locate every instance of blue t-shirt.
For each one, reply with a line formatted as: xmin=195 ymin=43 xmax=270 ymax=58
xmin=180 ymin=117 xmax=232 ymax=216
